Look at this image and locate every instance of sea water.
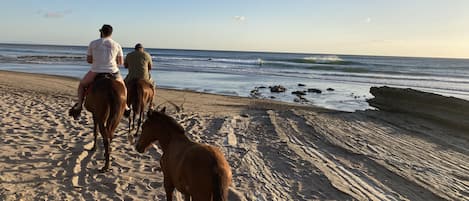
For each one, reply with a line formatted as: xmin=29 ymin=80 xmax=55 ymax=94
xmin=1 ymin=43 xmax=469 ymax=112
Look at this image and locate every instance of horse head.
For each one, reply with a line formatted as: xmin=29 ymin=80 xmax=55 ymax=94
xmin=136 ymin=107 xmax=173 ymax=153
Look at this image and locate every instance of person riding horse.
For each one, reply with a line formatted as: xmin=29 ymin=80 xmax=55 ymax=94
xmin=68 ymin=24 xmax=129 ymax=172
xmin=124 ymin=43 xmax=155 ymax=134
xmin=124 ymin=43 xmax=153 ymax=86
xmin=70 ymin=24 xmax=129 ymax=115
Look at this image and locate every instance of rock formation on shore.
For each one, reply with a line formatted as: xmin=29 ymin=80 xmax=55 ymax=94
xmin=367 ymin=86 xmax=469 ymax=132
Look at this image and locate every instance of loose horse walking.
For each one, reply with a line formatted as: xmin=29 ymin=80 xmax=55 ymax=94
xmin=69 ymin=74 xmax=127 ymax=172
xmin=136 ymin=108 xmax=232 ymax=201
xmin=126 ymin=79 xmax=154 ymax=140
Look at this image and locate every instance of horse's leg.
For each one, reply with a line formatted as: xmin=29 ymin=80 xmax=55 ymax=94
xmin=87 ymin=115 xmax=98 ymax=151
xmin=132 ymin=109 xmax=137 ymax=131
xmin=127 ymin=115 xmax=134 ymax=144
xmin=100 ymin=137 xmax=110 ymax=172
xmin=98 ymin=123 xmax=110 ymax=172
xmin=135 ymin=109 xmax=143 ymax=138
xmin=164 ymin=178 xmax=175 ymax=201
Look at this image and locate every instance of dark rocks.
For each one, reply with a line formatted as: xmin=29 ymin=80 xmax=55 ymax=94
xmin=270 ymin=85 xmax=286 ymax=93
xmin=327 ymin=88 xmax=335 ymax=91
xmin=294 ymin=96 xmax=309 ymax=103
xmin=292 ymin=91 xmax=307 ymax=96
xmin=307 ymin=88 xmax=322 ymax=94
xmin=298 ymin=83 xmax=306 ymax=87
xmin=258 ymin=86 xmax=267 ymax=89
xmin=269 ymin=96 xmax=276 ymax=99
xmin=250 ymin=87 xmax=261 ymax=98
xmin=367 ymin=86 xmax=469 ymax=131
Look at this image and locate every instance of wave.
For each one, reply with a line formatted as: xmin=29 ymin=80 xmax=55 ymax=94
xmin=283 ymin=56 xmax=360 ymax=65
xmin=0 ymin=54 xmax=87 ymax=65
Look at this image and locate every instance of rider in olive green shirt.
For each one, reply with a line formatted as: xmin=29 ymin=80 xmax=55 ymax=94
xmin=124 ymin=43 xmax=153 ymax=84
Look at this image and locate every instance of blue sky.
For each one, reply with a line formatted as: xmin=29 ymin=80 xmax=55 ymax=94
xmin=1 ymin=0 xmax=469 ymax=58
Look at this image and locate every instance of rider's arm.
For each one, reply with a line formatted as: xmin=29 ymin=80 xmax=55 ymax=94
xmin=117 ymin=45 xmax=124 ymax=66
xmin=147 ymin=53 xmax=152 ymax=70
xmin=87 ymin=42 xmax=93 ymax=64
xmin=116 ymin=56 xmax=124 ymax=66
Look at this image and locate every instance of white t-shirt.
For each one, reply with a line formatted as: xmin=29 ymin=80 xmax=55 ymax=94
xmin=87 ymin=38 xmax=123 ymax=73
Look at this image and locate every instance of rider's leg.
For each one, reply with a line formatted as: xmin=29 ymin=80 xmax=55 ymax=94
xmin=75 ymin=70 xmax=97 ymax=109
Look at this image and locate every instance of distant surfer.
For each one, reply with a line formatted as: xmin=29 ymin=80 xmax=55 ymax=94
xmin=257 ymin=58 xmax=264 ymax=66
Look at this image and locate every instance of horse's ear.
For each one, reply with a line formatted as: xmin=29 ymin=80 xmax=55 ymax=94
xmin=160 ymin=107 xmax=166 ymax=114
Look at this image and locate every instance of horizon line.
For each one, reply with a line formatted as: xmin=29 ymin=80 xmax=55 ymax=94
xmin=1 ymin=41 xmax=468 ymax=60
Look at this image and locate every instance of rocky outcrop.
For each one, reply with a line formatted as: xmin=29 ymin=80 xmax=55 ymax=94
xmin=308 ymin=88 xmax=322 ymax=94
xmin=270 ymin=85 xmax=286 ymax=93
xmin=367 ymin=86 xmax=469 ymax=131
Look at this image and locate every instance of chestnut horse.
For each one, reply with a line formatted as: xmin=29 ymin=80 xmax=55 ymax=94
xmin=69 ymin=74 xmax=126 ymax=172
xmin=136 ymin=108 xmax=232 ymax=201
xmin=126 ymin=79 xmax=154 ymax=141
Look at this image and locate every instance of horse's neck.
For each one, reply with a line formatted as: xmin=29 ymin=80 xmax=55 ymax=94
xmin=160 ymin=130 xmax=190 ymax=152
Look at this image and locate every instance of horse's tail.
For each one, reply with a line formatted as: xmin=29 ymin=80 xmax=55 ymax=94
xmin=212 ymin=155 xmax=230 ymax=201
xmin=106 ymin=79 xmax=124 ymax=135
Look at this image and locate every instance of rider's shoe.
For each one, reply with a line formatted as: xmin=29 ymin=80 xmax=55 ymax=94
xmin=124 ymin=107 xmax=131 ymax=118
xmin=68 ymin=103 xmax=82 ymax=120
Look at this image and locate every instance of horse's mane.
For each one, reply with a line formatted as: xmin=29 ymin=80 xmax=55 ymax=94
xmin=148 ymin=110 xmax=185 ymax=134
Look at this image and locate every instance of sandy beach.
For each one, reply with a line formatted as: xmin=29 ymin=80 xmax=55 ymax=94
xmin=0 ymin=70 xmax=468 ymax=201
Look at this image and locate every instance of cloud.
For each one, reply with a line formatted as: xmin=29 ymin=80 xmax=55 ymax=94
xmin=364 ymin=17 xmax=372 ymax=23
xmin=44 ymin=12 xmax=64 ymax=18
xmin=233 ymin=16 xmax=246 ymax=21
xmin=38 ymin=9 xmax=72 ymax=19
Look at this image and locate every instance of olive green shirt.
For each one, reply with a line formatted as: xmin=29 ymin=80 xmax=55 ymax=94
xmin=124 ymin=50 xmax=153 ymax=83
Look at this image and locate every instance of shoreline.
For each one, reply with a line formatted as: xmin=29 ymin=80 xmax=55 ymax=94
xmin=0 ymin=69 xmax=334 ymax=113
xmin=0 ymin=70 xmax=467 ymax=200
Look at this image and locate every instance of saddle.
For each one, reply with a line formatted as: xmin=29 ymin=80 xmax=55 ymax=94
xmin=84 ymin=72 xmax=119 ymax=96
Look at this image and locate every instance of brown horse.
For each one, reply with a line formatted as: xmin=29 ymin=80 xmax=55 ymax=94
xmin=136 ymin=108 xmax=232 ymax=201
xmin=69 ymin=74 xmax=127 ymax=172
xmin=126 ymin=79 xmax=155 ymax=141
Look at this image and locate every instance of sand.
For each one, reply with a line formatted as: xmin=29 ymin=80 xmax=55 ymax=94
xmin=0 ymin=70 xmax=468 ymax=201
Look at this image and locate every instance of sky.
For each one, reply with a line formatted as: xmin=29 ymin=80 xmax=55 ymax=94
xmin=1 ymin=0 xmax=469 ymax=58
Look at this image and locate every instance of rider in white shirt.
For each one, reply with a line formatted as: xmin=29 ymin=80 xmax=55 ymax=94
xmin=71 ymin=24 xmax=128 ymax=113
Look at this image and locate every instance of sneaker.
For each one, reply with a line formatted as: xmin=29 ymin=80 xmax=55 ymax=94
xmin=68 ymin=103 xmax=82 ymax=120
xmin=124 ymin=108 xmax=131 ymax=118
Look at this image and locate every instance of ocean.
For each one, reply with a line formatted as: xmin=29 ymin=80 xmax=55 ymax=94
xmin=1 ymin=43 xmax=469 ymax=112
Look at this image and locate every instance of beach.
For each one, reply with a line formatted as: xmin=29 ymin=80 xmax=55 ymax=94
xmin=0 ymin=70 xmax=467 ymax=200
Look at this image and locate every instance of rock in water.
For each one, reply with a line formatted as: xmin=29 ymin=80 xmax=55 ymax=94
xmin=270 ymin=85 xmax=286 ymax=93
xmin=292 ymin=90 xmax=307 ymax=96
xmin=307 ymin=88 xmax=322 ymax=94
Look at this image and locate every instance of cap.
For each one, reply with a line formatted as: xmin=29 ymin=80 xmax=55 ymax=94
xmin=135 ymin=43 xmax=143 ymax=49
xmin=99 ymin=24 xmax=113 ymax=34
